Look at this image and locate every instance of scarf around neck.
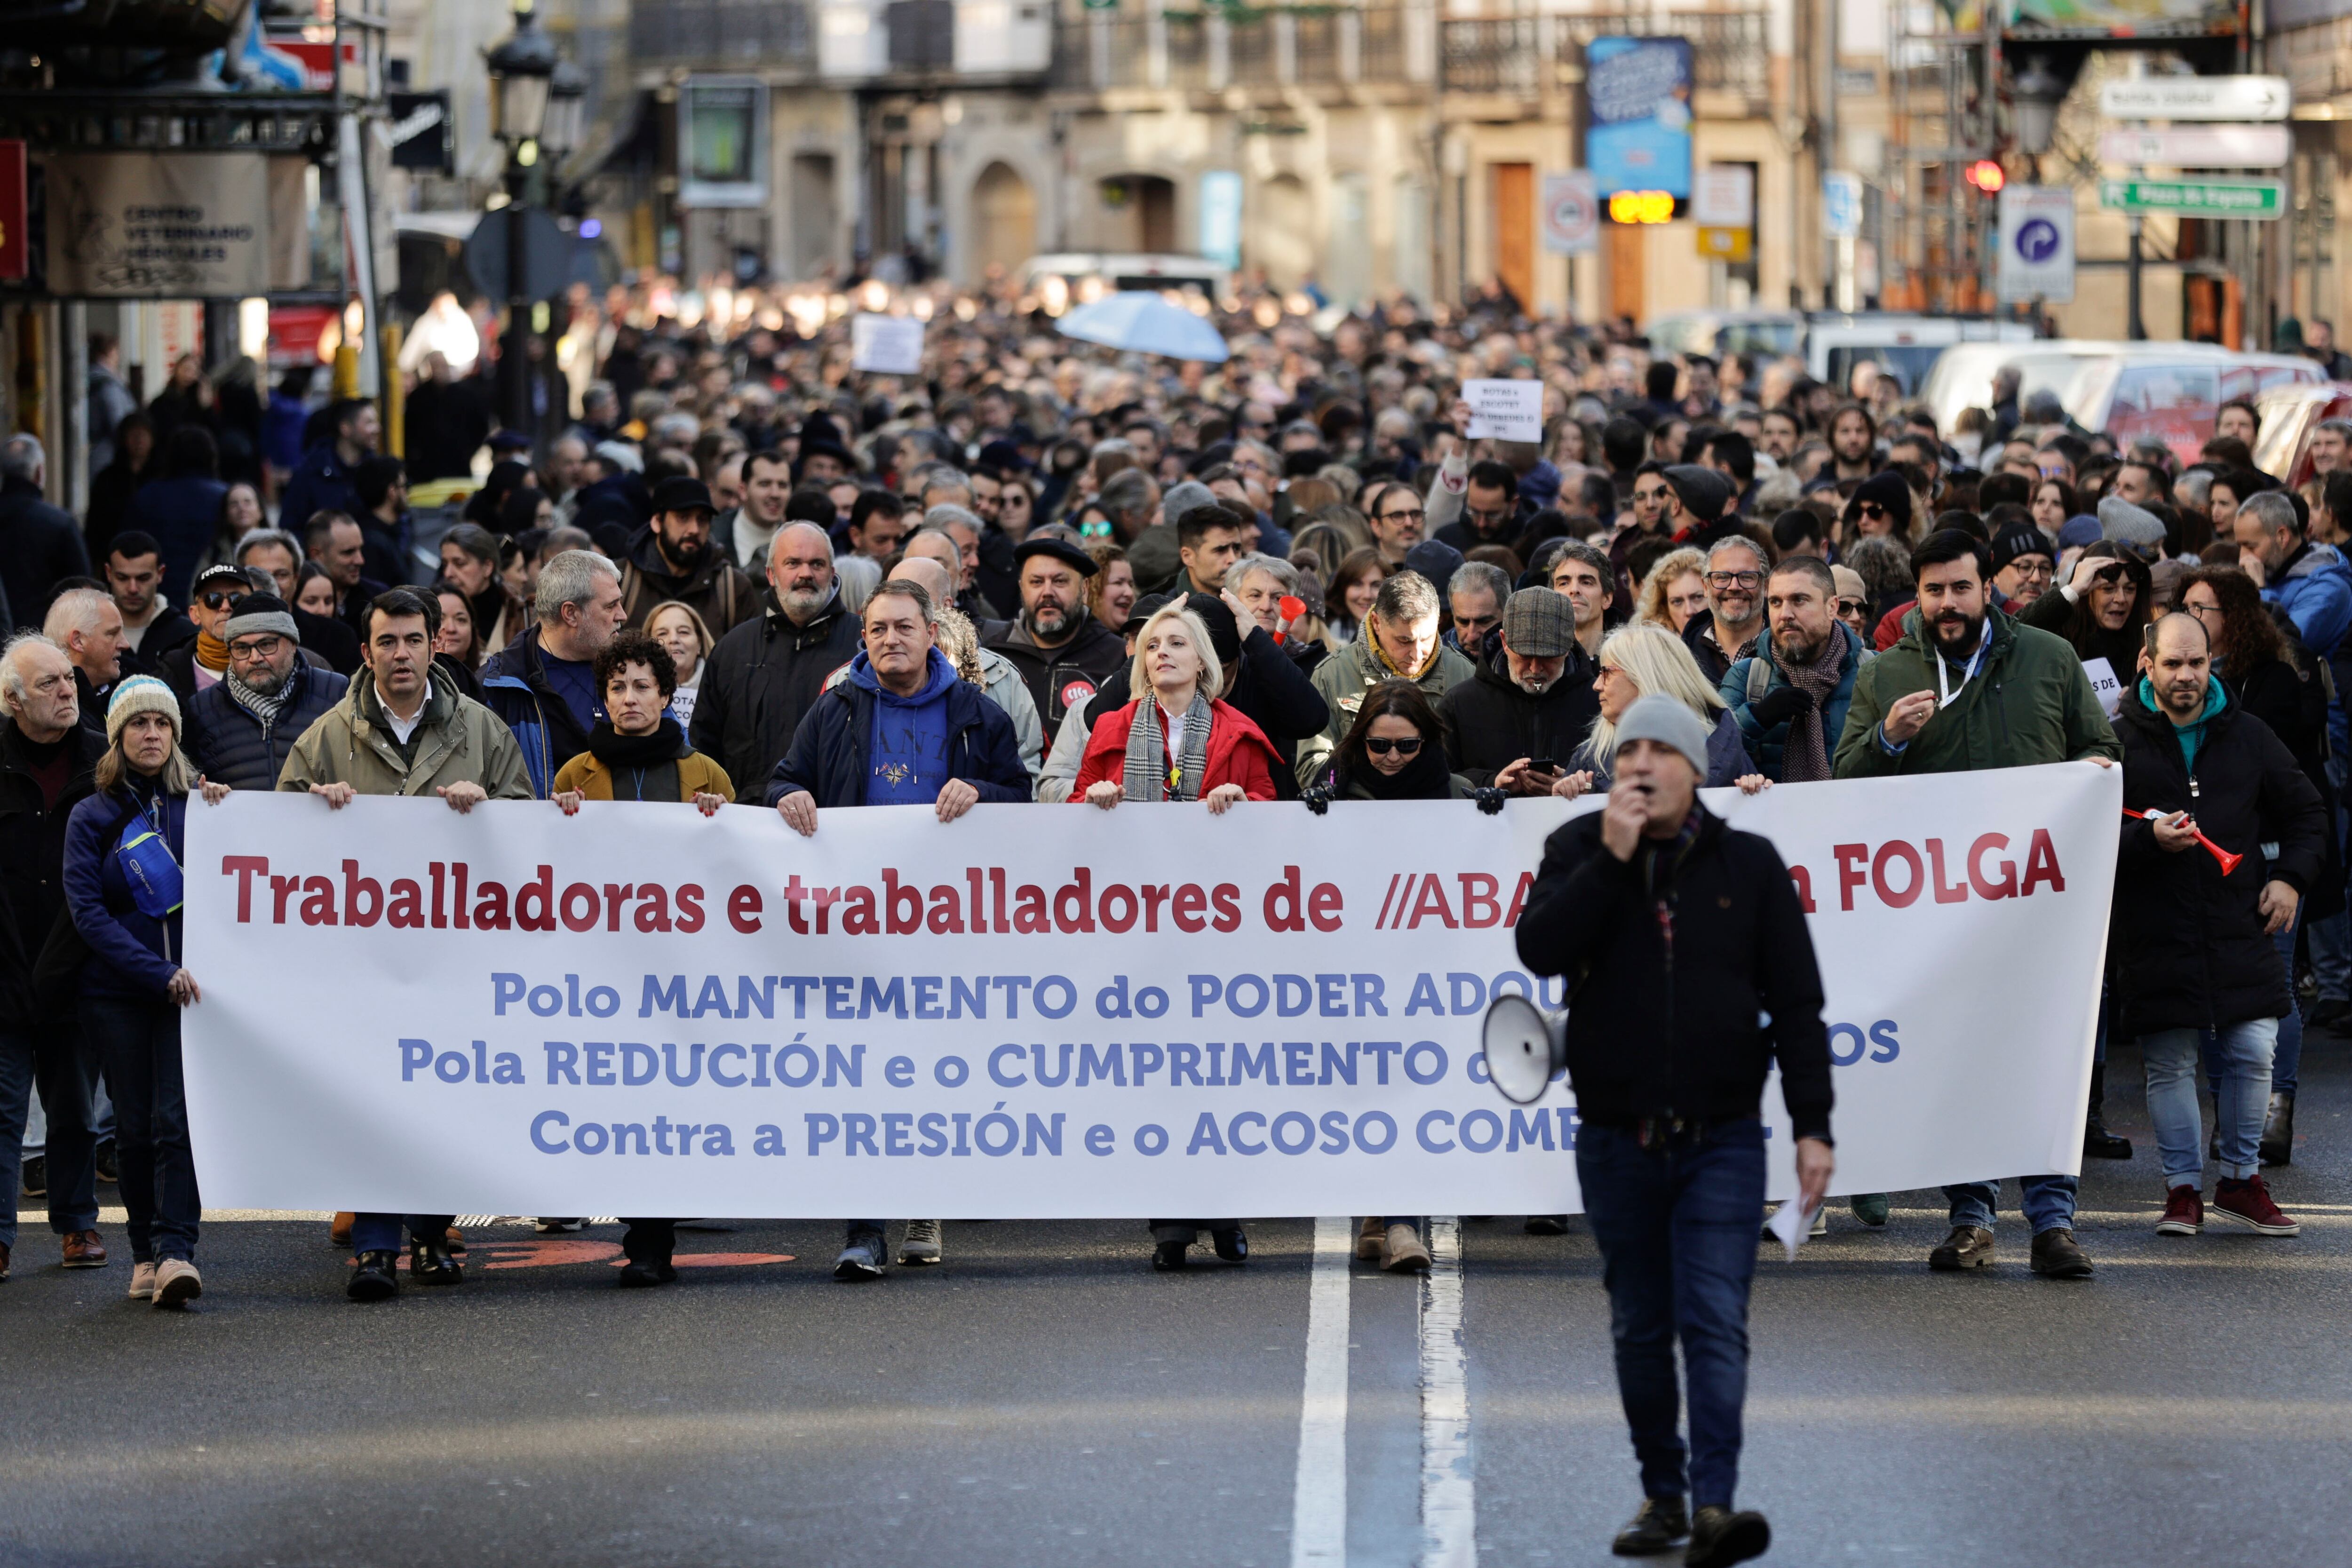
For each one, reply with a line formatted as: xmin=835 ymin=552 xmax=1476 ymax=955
xmin=1341 ymin=736 xmax=1454 ymax=799
xmin=1368 ymin=628 xmax=1433 ymax=682
xmin=195 ymin=629 xmax=230 ymax=673
xmin=586 ymin=717 xmax=688 ymax=769
xmin=1122 ymin=692 xmax=1214 ymax=802
xmin=1776 ymin=628 xmax=1847 ymax=784
xmin=226 ymin=665 xmax=292 ymax=728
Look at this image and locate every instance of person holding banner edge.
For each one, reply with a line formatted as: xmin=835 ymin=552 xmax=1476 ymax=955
xmin=1834 ymin=529 xmax=2121 ymax=1279
xmin=278 ymin=587 xmax=535 ymax=1301
xmin=1516 ymin=692 xmax=1833 ymax=1568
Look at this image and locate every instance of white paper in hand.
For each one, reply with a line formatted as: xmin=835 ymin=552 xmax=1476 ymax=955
xmin=2080 ymin=656 xmax=2124 ymax=720
xmin=1463 ymin=378 xmax=1544 ymax=443
xmin=851 ymin=313 xmax=925 ymax=375
xmin=1766 ymin=1196 xmax=1812 ymax=1263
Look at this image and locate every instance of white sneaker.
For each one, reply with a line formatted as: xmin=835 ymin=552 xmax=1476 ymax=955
xmin=152 ymin=1258 xmax=202 ymax=1307
xmin=898 ymin=1219 xmax=943 ymax=1265
xmin=127 ymin=1261 xmax=157 ymax=1300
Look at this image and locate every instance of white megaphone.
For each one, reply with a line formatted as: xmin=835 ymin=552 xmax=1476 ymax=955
xmin=1480 ymin=992 xmax=1567 ymax=1106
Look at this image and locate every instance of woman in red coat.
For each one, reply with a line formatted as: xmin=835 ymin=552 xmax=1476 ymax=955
xmin=1072 ymin=601 xmax=1279 ymax=1272
xmin=1072 ymin=603 xmax=1280 ymax=812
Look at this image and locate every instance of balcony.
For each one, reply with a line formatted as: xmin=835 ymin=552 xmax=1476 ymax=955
xmin=627 ymin=0 xmax=817 ymax=71
xmin=1049 ymin=2 xmax=1432 ymax=92
xmin=1437 ymin=7 xmax=1769 ymax=107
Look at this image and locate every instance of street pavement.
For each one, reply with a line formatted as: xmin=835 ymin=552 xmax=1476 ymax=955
xmin=5 ymin=1038 xmax=2351 ymax=1568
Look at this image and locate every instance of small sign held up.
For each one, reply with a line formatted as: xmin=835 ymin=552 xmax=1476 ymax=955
xmin=1462 ymin=379 xmax=1544 ymax=443
xmin=851 ymin=313 xmax=925 ymax=375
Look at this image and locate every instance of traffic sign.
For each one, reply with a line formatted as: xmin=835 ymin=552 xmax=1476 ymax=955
xmin=1697 ymin=226 xmax=1753 ymax=263
xmin=2098 ymin=177 xmax=2285 ymax=219
xmin=2098 ymin=125 xmax=2290 ymax=169
xmin=1539 ymin=171 xmax=1597 ymax=256
xmin=1692 ymin=165 xmax=1754 ymax=228
xmin=464 ymin=207 xmax=573 ymax=302
xmin=2098 ymin=74 xmax=2289 ymax=122
xmin=1997 ymin=184 xmax=2075 ymax=305
xmin=1823 ymin=172 xmax=1862 ymax=239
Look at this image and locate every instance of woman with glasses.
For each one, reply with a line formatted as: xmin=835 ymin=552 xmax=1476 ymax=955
xmin=1840 ymin=471 xmax=1915 ymax=549
xmin=2179 ymin=565 xmax=2342 ymax=1162
xmin=2017 ymin=540 xmax=2150 ymax=688
xmin=1557 ymin=624 xmax=1761 ymax=796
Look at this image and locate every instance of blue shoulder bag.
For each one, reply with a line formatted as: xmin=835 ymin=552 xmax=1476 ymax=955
xmin=116 ymin=800 xmax=184 ymax=919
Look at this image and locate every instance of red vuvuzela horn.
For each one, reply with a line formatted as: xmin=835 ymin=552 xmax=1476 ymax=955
xmin=2123 ymin=806 xmax=2244 ymax=876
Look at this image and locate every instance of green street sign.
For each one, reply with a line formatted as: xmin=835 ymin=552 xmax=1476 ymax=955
xmin=2098 ymin=177 xmax=2285 ymax=220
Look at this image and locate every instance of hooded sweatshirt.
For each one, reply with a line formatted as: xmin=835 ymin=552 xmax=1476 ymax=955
xmin=849 ymin=646 xmax=959 ymax=807
xmin=2140 ymin=671 xmax=2227 ymax=776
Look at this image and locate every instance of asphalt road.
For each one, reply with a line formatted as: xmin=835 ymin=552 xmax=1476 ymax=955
xmin=5 ymin=1037 xmax=2350 ymax=1568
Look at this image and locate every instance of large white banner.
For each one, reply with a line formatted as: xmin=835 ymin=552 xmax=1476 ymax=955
xmin=182 ymin=764 xmax=2119 ymax=1217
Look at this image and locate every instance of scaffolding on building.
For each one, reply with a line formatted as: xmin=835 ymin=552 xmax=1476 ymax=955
xmin=1882 ymin=0 xmax=1999 ymax=313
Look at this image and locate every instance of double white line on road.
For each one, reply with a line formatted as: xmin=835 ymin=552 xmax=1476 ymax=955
xmin=1288 ymin=1217 xmax=1474 ymax=1568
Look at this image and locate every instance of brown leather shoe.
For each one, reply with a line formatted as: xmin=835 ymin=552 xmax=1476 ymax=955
xmin=331 ymin=1212 xmax=355 ymax=1247
xmin=1356 ymin=1216 xmax=1383 ymax=1261
xmin=61 ymin=1230 xmax=108 ymax=1268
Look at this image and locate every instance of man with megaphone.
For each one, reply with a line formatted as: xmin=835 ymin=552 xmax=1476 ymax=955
xmin=1514 ymin=693 xmax=1834 ymax=1568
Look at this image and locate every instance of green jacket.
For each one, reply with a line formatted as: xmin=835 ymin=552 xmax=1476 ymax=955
xmin=1832 ymin=603 xmax=2120 ymax=778
xmin=278 ymin=664 xmax=535 ymax=800
xmin=1296 ymin=632 xmax=1476 ymax=788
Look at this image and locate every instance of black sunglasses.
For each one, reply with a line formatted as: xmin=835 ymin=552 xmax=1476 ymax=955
xmin=199 ymin=589 xmax=240 ymax=610
xmin=1365 ymin=735 xmax=1423 ymax=757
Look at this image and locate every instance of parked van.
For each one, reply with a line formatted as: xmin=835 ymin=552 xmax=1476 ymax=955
xmin=1805 ymin=314 xmax=2039 ymax=400
xmin=1019 ymin=253 xmax=1230 ymax=303
xmin=1640 ymin=310 xmax=1806 ymax=360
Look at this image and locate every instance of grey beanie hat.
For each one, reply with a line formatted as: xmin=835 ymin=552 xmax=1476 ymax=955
xmin=2098 ymin=495 xmax=2168 ymax=551
xmin=1161 ymin=479 xmax=1216 ymax=529
xmin=223 ymin=592 xmax=300 ymax=645
xmin=1613 ymin=692 xmax=1712 ymax=779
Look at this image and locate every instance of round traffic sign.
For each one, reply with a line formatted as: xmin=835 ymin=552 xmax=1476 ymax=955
xmin=2015 ymin=218 xmax=2061 ymax=265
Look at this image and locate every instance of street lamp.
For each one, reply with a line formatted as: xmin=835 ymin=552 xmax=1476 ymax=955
xmin=2011 ymin=55 xmax=2068 ymax=160
xmin=543 ymin=58 xmax=588 ymax=165
xmin=484 ymin=3 xmax=564 ymax=447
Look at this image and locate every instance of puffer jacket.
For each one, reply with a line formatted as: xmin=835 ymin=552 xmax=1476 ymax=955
xmin=1719 ymin=620 xmax=1866 ymax=781
xmin=277 ymin=664 xmax=534 ymax=801
xmin=2113 ymin=680 xmax=2327 ymax=1035
xmin=62 ymin=782 xmax=185 ymax=999
xmin=185 ymin=663 xmax=346 ymax=792
xmin=2264 ymin=540 xmax=2352 ymax=663
xmin=691 ymin=592 xmax=864 ymax=803
xmin=1834 ymin=603 xmax=2120 ymax=778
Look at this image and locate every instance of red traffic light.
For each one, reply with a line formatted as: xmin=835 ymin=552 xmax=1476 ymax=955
xmin=1966 ymin=159 xmax=2006 ymax=195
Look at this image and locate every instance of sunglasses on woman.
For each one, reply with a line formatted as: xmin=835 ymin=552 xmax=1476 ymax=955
xmin=1857 ymin=501 xmax=1888 ymax=520
xmin=1364 ymin=735 xmax=1423 ymax=756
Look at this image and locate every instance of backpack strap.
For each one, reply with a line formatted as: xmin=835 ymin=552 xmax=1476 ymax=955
xmin=1745 ymin=652 xmax=1772 ymax=706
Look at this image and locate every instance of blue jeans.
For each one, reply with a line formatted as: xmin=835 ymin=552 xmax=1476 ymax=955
xmin=2146 ymin=1018 xmax=2276 ymax=1185
xmin=85 ymin=995 xmax=199 ymax=1264
xmin=1576 ymin=1119 xmax=1767 ymax=1511
xmin=351 ymin=1212 xmax=458 ymax=1256
xmin=1944 ymin=1175 xmax=2077 ymax=1234
xmin=0 ymin=1021 xmax=101 ymax=1250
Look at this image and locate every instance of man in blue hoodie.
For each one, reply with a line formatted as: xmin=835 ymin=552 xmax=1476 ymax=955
xmin=766 ymin=577 xmax=1030 ymax=1283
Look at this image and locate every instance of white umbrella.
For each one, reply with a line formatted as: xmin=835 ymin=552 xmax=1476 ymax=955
xmin=1055 ymin=292 xmax=1231 ymax=364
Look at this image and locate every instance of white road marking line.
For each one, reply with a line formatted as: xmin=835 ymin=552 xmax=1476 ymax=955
xmin=1291 ymin=1216 xmax=1352 ymax=1568
xmin=1419 ymin=1217 xmax=1475 ymax=1568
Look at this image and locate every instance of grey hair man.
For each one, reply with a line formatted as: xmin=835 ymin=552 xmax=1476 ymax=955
xmin=0 ymin=435 xmax=78 ymax=632
xmin=478 ymin=549 xmax=627 ymax=796
xmin=1298 ymin=568 xmax=1474 ymax=788
xmin=690 ymin=520 xmax=864 ymax=803
xmin=1448 ymin=560 xmax=1515 ymax=662
xmin=42 ymin=587 xmax=125 ymax=718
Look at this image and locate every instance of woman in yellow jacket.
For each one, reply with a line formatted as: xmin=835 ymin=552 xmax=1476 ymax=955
xmin=550 ymin=628 xmax=732 ymax=1287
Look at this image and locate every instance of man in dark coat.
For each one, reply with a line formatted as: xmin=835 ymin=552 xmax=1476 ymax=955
xmin=0 ymin=634 xmax=108 ymax=1278
xmin=691 ymin=522 xmax=863 ymax=803
xmin=479 ymin=549 xmax=628 ymax=796
xmin=617 ymin=475 xmax=758 ymax=637
xmin=0 ymin=436 xmax=73 ymax=630
xmin=277 ymin=398 xmax=378 ymax=536
xmin=2116 ymin=613 xmax=2325 ymax=1241
xmin=982 ymin=534 xmax=1129 ymax=731
xmin=183 ymin=594 xmax=347 ymax=792
xmin=400 ymin=352 xmax=491 ymax=484
xmin=1439 ymin=587 xmax=1598 ymax=790
xmin=1516 ymin=693 xmax=1830 ymax=1568
xmin=765 ymin=577 xmax=1028 ymax=1287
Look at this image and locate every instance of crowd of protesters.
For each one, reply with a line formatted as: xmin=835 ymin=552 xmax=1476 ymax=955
xmin=0 ymin=282 xmax=2338 ymax=1326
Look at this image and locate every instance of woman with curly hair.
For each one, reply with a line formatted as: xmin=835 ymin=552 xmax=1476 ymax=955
xmin=1632 ymin=546 xmax=1711 ymax=634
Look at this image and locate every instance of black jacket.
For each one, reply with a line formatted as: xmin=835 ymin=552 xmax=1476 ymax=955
xmin=0 ymin=473 xmax=78 ymax=631
xmin=2113 ymin=685 xmax=2328 ymax=1036
xmin=763 ymin=673 xmax=1030 ymax=810
xmin=1515 ymin=804 xmax=1833 ymax=1141
xmin=0 ymin=717 xmax=102 ymax=1025
xmin=983 ymin=610 xmax=1130 ymax=732
xmin=120 ymin=606 xmax=196 ymax=681
xmin=1082 ymin=623 xmax=1330 ymax=800
xmin=1438 ymin=638 xmax=1600 ymax=787
xmin=2232 ymin=645 xmax=2342 ymax=920
xmin=618 ymin=527 xmax=759 ymax=638
xmin=186 ymin=664 xmax=347 ymax=792
xmin=690 ymin=592 xmax=863 ymax=803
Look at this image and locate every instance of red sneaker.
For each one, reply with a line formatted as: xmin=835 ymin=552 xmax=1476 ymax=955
xmin=2155 ymin=1185 xmax=2202 ymax=1236
xmin=2211 ymin=1175 xmax=2301 ymax=1236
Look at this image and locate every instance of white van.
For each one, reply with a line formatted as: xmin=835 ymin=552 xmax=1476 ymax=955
xmin=1805 ymin=314 xmax=2038 ymax=400
xmin=1018 ymin=253 xmax=1230 ymax=301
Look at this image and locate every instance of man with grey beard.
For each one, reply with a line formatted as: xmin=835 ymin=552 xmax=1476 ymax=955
xmin=689 ymin=521 xmax=862 ymax=801
xmin=184 ymin=593 xmax=346 ymax=791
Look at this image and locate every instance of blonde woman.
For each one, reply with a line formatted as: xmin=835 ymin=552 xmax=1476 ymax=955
xmin=1633 ymin=546 xmax=1711 ymax=634
xmin=1559 ymin=623 xmax=1763 ymax=795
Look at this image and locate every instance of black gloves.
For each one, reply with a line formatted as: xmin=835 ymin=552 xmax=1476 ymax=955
xmin=1474 ymin=787 xmax=1509 ymax=816
xmin=1747 ymin=685 xmax=1816 ymax=728
xmin=1302 ymin=787 xmax=1332 ymax=816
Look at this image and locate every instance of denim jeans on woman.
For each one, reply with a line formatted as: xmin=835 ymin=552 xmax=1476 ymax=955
xmin=2146 ymin=1016 xmax=2278 ymax=1186
xmin=83 ymin=995 xmax=199 ymax=1264
xmin=1575 ymin=1118 xmax=1766 ymax=1512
